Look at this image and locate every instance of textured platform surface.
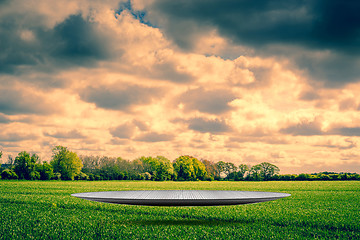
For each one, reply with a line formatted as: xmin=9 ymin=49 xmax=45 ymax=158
xmin=71 ymin=190 xmax=290 ymax=206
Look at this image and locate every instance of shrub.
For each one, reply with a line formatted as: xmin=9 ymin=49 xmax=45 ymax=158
xmin=94 ymin=174 xmax=102 ymax=180
xmin=143 ymin=172 xmax=152 ymax=180
xmin=37 ymin=162 xmax=54 ymax=180
xmin=74 ymin=172 xmax=89 ymax=180
xmin=52 ymin=172 xmax=61 ymax=180
xmin=1 ymin=169 xmax=18 ymax=179
xmin=29 ymin=171 xmax=40 ymax=180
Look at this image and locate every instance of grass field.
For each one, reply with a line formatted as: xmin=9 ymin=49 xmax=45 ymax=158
xmin=0 ymin=180 xmax=359 ymax=239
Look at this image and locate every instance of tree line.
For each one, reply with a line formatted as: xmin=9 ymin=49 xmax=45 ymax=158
xmin=0 ymin=147 xmax=359 ymax=181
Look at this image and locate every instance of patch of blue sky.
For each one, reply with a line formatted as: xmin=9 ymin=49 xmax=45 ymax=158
xmin=115 ymin=0 xmax=157 ymax=28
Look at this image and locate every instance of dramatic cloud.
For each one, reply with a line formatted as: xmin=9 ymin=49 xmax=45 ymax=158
xmin=299 ymin=90 xmax=320 ymax=101
xmin=134 ymin=132 xmax=174 ymax=142
xmin=1 ymin=0 xmax=359 ymax=173
xmin=145 ymin=0 xmax=360 ymax=85
xmin=44 ymin=130 xmax=86 ymax=139
xmin=49 ymin=14 xmax=111 ymax=66
xmin=0 ymin=132 xmax=38 ymax=142
xmin=110 ymin=122 xmax=136 ymax=139
xmin=0 ymin=12 xmax=111 ymax=74
xmin=280 ymin=119 xmax=323 ymax=136
xmin=80 ymin=85 xmax=163 ymax=111
xmin=0 ymin=113 xmax=11 ymax=123
xmin=329 ymin=127 xmax=360 ymax=137
xmin=0 ymin=87 xmax=57 ymax=115
xmin=177 ymin=88 xmax=237 ymax=114
xmin=187 ymin=117 xmax=231 ymax=134
xmin=132 ymin=120 xmax=149 ymax=131
xmin=314 ymin=138 xmax=357 ymax=150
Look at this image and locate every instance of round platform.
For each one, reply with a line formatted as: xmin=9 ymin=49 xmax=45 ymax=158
xmin=71 ymin=190 xmax=290 ymax=206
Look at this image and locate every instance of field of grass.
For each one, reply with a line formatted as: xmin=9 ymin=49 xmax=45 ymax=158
xmin=0 ymin=180 xmax=359 ymax=239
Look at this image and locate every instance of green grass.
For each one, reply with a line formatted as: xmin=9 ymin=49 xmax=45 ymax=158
xmin=0 ymin=181 xmax=359 ymax=239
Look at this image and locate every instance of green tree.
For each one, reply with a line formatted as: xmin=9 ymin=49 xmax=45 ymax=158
xmin=155 ymin=156 xmax=174 ymax=181
xmin=259 ymin=162 xmax=280 ymax=180
xmin=192 ymin=157 xmax=207 ymax=180
xmin=296 ymin=173 xmax=311 ymax=181
xmin=36 ymin=162 xmax=54 ymax=180
xmin=201 ymin=159 xmax=216 ymax=180
xmin=224 ymin=162 xmax=237 ymax=179
xmin=14 ymin=151 xmax=40 ymax=180
xmin=279 ymin=174 xmax=296 ymax=181
xmin=215 ymin=161 xmax=226 ymax=179
xmin=131 ymin=158 xmax=145 ymax=174
xmin=238 ymin=164 xmax=249 ymax=179
xmin=99 ymin=156 xmax=121 ymax=180
xmin=80 ymin=155 xmax=101 ymax=175
xmin=173 ymin=156 xmax=194 ymax=181
xmin=248 ymin=164 xmax=262 ymax=181
xmin=0 ymin=151 xmax=2 ymax=176
xmin=139 ymin=156 xmax=174 ymax=181
xmin=138 ymin=156 xmax=158 ymax=179
xmin=7 ymin=155 xmax=14 ymax=166
xmin=51 ymin=146 xmax=83 ymax=180
xmin=173 ymin=155 xmax=207 ymax=181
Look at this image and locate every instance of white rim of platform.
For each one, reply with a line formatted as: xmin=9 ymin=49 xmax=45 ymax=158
xmin=72 ymin=190 xmax=291 ymax=206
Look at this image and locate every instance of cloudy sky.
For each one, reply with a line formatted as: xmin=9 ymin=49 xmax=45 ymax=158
xmin=1 ymin=0 xmax=360 ymax=173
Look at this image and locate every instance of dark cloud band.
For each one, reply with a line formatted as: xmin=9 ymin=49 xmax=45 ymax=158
xmin=0 ymin=13 xmax=111 ymax=74
xmin=187 ymin=117 xmax=231 ymax=134
xmin=149 ymin=0 xmax=360 ymax=85
xmin=80 ymin=85 xmax=163 ymax=111
xmin=177 ymin=88 xmax=237 ymax=114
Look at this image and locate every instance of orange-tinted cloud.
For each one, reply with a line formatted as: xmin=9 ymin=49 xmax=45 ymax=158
xmin=0 ymin=0 xmax=360 ymax=173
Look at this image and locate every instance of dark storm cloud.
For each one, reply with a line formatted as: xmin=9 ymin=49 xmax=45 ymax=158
xmin=299 ymin=90 xmax=320 ymax=101
xmin=150 ymin=0 xmax=360 ymax=84
xmin=0 ymin=113 xmax=11 ymax=123
xmin=152 ymin=0 xmax=311 ymax=48
xmin=44 ymin=130 xmax=86 ymax=139
xmin=50 ymin=14 xmax=109 ymax=63
xmin=110 ymin=123 xmax=135 ymax=139
xmin=110 ymin=138 xmax=129 ymax=145
xmin=187 ymin=117 xmax=231 ymax=134
xmin=134 ymin=132 xmax=174 ymax=142
xmin=177 ymin=88 xmax=237 ymax=114
xmin=0 ymin=88 xmax=55 ymax=115
xmin=329 ymin=127 xmax=360 ymax=137
xmin=0 ymin=13 xmax=110 ymax=74
xmin=152 ymin=0 xmax=360 ymax=53
xmin=0 ymin=132 xmax=38 ymax=142
xmin=281 ymin=121 xmax=360 ymax=137
xmin=296 ymin=52 xmax=360 ymax=86
xmin=80 ymin=85 xmax=163 ymax=111
xmin=0 ymin=15 xmax=42 ymax=73
xmin=132 ymin=120 xmax=149 ymax=131
xmin=0 ymin=0 xmax=9 ymax=5
xmin=280 ymin=120 xmax=323 ymax=136
xmin=338 ymin=98 xmax=358 ymax=111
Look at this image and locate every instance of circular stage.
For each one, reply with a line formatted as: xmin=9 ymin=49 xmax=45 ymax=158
xmin=71 ymin=190 xmax=290 ymax=206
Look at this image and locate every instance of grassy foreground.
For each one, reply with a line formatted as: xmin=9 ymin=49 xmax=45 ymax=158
xmin=0 ymin=181 xmax=359 ymax=239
